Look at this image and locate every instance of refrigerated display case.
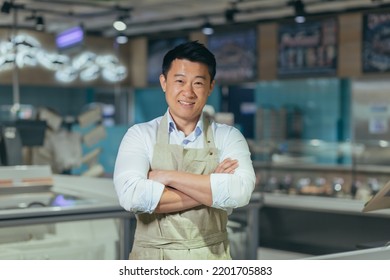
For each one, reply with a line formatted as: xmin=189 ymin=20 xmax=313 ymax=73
xmin=0 ymin=169 xmax=261 ymax=260
xmin=249 ymin=139 xmax=390 ymax=256
xmin=0 ymin=173 xmax=134 ymax=260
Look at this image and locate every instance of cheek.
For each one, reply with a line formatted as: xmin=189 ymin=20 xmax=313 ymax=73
xmin=198 ymin=90 xmax=211 ymax=100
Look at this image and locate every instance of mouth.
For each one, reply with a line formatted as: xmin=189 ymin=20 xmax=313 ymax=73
xmin=178 ymin=100 xmax=195 ymax=106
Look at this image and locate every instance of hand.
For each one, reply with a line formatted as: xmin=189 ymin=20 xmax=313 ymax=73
xmin=214 ymin=158 xmax=239 ymax=174
xmin=148 ymin=169 xmax=170 ymax=185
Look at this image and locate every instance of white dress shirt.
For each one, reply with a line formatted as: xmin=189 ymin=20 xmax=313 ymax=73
xmin=113 ymin=110 xmax=256 ymax=214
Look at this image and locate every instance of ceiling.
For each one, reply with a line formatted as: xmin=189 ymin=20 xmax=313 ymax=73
xmin=1 ymin=0 xmax=390 ymax=39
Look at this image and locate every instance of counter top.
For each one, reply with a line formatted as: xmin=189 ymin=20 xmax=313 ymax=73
xmin=306 ymin=245 xmax=390 ymax=260
xmin=0 ymin=174 xmax=262 ymax=223
xmin=0 ymin=174 xmax=127 ymax=224
xmin=253 ymin=161 xmax=390 ymax=175
xmin=262 ymin=192 xmax=390 ymax=218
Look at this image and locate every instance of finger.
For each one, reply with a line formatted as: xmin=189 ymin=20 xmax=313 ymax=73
xmin=214 ymin=159 xmax=239 ymax=173
xmin=214 ymin=159 xmax=231 ymax=173
xmin=224 ymin=161 xmax=239 ymax=173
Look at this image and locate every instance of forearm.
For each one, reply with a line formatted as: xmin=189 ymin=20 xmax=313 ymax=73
xmin=167 ymin=171 xmax=213 ymax=206
xmin=154 ymin=187 xmax=201 ymax=213
xmin=149 ymin=158 xmax=239 ymax=210
xmin=150 ymin=170 xmax=213 ymax=207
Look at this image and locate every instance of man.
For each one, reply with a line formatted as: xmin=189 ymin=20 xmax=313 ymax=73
xmin=113 ymin=41 xmax=256 ymax=260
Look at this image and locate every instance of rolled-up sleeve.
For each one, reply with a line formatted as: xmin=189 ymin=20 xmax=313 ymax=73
xmin=113 ymin=124 xmax=164 ymax=213
xmin=210 ymin=126 xmax=256 ymax=211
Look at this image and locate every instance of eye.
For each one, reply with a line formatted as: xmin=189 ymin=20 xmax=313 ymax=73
xmin=194 ymin=81 xmax=205 ymax=86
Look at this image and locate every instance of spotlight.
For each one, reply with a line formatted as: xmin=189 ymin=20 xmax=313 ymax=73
xmin=201 ymin=22 xmax=214 ymax=36
xmin=293 ymin=0 xmax=306 ymax=23
xmin=35 ymin=16 xmax=45 ymax=31
xmin=113 ymin=15 xmax=128 ymax=31
xmin=224 ymin=2 xmax=238 ymax=23
xmin=116 ymin=33 xmax=128 ymax=44
xmin=1 ymin=1 xmax=12 ymax=14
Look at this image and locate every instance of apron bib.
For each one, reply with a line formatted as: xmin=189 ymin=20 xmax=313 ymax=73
xmin=129 ymin=113 xmax=231 ymax=260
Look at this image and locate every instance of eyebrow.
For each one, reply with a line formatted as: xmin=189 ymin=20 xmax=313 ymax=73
xmin=173 ymin=74 xmax=207 ymax=80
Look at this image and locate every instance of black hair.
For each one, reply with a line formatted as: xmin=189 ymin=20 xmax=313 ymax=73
xmin=161 ymin=40 xmax=216 ymax=81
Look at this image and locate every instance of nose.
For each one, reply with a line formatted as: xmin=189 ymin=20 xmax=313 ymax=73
xmin=182 ymin=83 xmax=195 ymax=97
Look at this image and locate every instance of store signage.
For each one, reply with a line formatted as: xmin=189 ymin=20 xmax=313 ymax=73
xmin=363 ymin=12 xmax=390 ymax=73
xmin=0 ymin=34 xmax=127 ymax=83
xmin=208 ymin=28 xmax=257 ymax=84
xmin=147 ymin=37 xmax=187 ymax=85
xmin=277 ymin=18 xmax=338 ymax=77
xmin=55 ymin=26 xmax=84 ymax=50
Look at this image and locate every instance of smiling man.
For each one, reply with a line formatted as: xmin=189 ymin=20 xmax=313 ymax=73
xmin=113 ymin=41 xmax=256 ymax=260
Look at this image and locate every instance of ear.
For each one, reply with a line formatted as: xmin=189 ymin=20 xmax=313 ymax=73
xmin=159 ymin=74 xmax=167 ymax=92
xmin=208 ymin=80 xmax=215 ymax=96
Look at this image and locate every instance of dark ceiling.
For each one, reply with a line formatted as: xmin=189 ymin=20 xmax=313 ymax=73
xmin=0 ymin=0 xmax=389 ymax=38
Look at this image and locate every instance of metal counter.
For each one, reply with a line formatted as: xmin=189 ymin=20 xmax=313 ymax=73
xmin=259 ymin=192 xmax=390 ymax=256
xmin=0 ymin=175 xmax=133 ymax=259
xmin=0 ymin=174 xmax=261 ymax=260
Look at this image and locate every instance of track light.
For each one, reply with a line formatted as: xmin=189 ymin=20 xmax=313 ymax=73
xmin=116 ymin=33 xmax=128 ymax=44
xmin=1 ymin=1 xmax=11 ymax=14
xmin=113 ymin=15 xmax=128 ymax=31
xmin=224 ymin=2 xmax=238 ymax=23
xmin=293 ymin=0 xmax=306 ymax=23
xmin=35 ymin=16 xmax=45 ymax=31
xmin=201 ymin=22 xmax=214 ymax=36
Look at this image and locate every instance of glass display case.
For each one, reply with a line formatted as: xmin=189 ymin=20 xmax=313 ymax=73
xmin=0 ymin=172 xmax=134 ymax=260
xmin=0 ymin=218 xmax=121 ymax=260
xmin=248 ymin=139 xmax=390 ymax=257
xmin=248 ymin=139 xmax=390 ymax=202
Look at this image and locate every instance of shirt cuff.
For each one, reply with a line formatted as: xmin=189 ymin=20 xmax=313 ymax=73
xmin=148 ymin=181 xmax=165 ymax=213
xmin=210 ymin=173 xmax=238 ymax=210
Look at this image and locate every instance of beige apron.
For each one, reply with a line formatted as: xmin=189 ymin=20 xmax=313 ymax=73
xmin=129 ymin=113 xmax=231 ymax=260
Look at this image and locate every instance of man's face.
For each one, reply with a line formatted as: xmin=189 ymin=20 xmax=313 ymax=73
xmin=159 ymin=58 xmax=214 ymax=126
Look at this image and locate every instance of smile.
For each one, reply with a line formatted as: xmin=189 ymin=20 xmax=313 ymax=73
xmin=179 ymin=100 xmax=195 ymax=106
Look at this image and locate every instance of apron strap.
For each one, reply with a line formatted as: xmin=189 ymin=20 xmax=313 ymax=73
xmin=157 ymin=112 xmax=216 ymax=149
xmin=134 ymin=230 xmax=228 ymax=250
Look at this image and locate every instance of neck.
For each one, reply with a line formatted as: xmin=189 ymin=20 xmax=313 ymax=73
xmin=171 ymin=115 xmax=201 ymax=136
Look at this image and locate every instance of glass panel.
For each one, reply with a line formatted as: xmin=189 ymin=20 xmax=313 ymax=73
xmin=250 ymin=139 xmax=390 ymax=201
xmin=0 ymin=218 xmax=120 ymax=260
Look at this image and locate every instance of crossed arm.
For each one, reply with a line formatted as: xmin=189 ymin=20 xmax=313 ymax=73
xmin=149 ymin=158 xmax=238 ymax=213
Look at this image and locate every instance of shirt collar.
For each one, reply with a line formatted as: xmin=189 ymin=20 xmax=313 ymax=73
xmin=167 ymin=109 xmax=204 ymax=132
xmin=166 ymin=109 xmax=204 ymax=145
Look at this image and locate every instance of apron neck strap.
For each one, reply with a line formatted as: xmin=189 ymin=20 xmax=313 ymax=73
xmin=157 ymin=112 xmax=215 ymax=148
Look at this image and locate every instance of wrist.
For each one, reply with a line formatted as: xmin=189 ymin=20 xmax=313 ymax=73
xmin=165 ymin=170 xmax=175 ymax=186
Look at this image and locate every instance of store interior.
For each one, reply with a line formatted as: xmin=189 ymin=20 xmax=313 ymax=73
xmin=1 ymin=0 xmax=390 ymax=260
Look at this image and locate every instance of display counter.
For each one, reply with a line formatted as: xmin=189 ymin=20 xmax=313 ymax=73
xmin=0 ymin=171 xmax=261 ymax=260
xmin=249 ymin=139 xmax=390 ymax=256
xmin=307 ymin=245 xmax=390 ymax=260
xmin=258 ymin=192 xmax=390 ymax=256
xmin=262 ymin=192 xmax=390 ymax=217
xmin=0 ymin=174 xmax=133 ymax=260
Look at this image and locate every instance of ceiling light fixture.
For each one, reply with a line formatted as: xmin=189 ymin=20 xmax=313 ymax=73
xmin=1 ymin=1 xmax=11 ymax=14
xmin=113 ymin=15 xmax=128 ymax=31
xmin=201 ymin=22 xmax=214 ymax=36
xmin=116 ymin=33 xmax=128 ymax=44
xmin=35 ymin=16 xmax=45 ymax=31
xmin=225 ymin=2 xmax=238 ymax=24
xmin=293 ymin=0 xmax=306 ymax=23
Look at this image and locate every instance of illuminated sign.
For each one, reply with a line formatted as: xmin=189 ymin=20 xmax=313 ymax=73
xmin=0 ymin=34 xmax=127 ymax=83
xmin=55 ymin=26 xmax=84 ymax=50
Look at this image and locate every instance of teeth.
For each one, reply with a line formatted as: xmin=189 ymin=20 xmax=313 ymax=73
xmin=179 ymin=101 xmax=193 ymax=105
